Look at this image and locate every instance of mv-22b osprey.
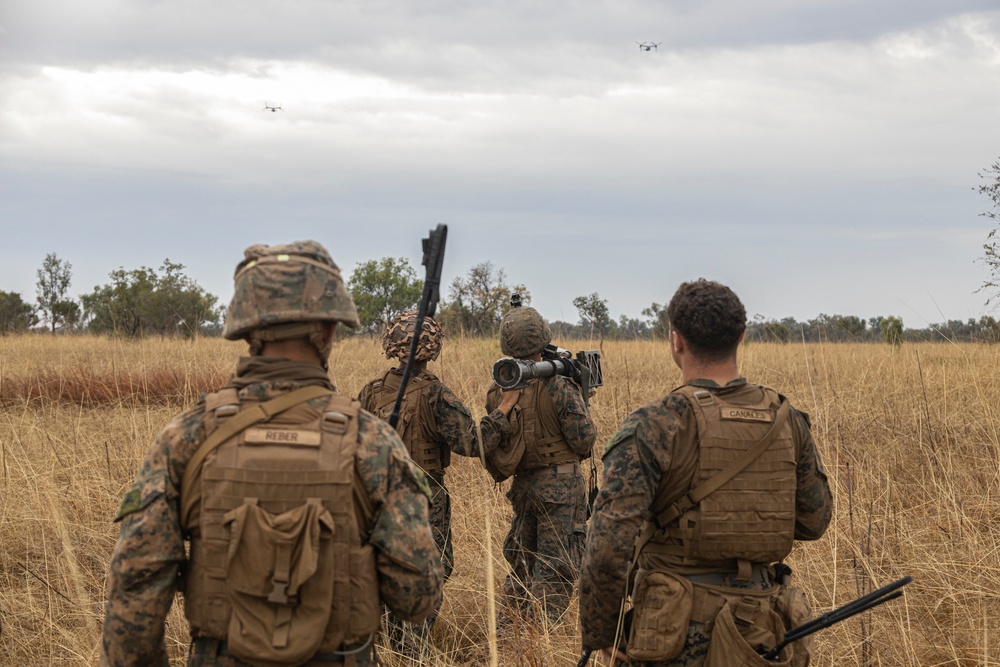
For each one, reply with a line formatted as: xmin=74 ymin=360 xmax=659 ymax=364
xmin=263 ymin=103 xmax=283 ymax=112
xmin=636 ymin=41 xmax=662 ymax=52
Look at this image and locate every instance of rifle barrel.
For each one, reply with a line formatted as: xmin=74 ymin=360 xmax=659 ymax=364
xmin=388 ymin=225 xmax=447 ymax=429
xmin=761 ymin=576 xmax=911 ymax=661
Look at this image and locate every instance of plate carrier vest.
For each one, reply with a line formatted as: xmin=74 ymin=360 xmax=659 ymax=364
xmin=642 ymin=384 xmax=798 ymax=569
xmin=488 ymin=378 xmax=577 ymax=473
xmin=179 ymin=386 xmax=380 ymax=664
xmin=366 ymin=369 xmax=449 ymax=474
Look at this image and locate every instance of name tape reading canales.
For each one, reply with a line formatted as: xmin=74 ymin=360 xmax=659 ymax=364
xmin=719 ymin=408 xmax=774 ymax=423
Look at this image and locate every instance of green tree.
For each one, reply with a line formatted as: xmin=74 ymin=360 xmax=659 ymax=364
xmin=53 ymin=300 xmax=81 ymax=333
xmin=882 ymin=315 xmax=904 ymax=346
xmin=81 ymin=260 xmax=219 ymax=338
xmin=979 ymin=315 xmax=1000 ymax=342
xmin=829 ymin=314 xmax=867 ymax=341
xmin=0 ymin=291 xmax=38 ymax=334
xmin=36 ymin=252 xmax=74 ymax=334
xmin=617 ymin=315 xmax=649 ymax=340
xmin=978 ymin=159 xmax=1000 ymax=304
xmin=440 ymin=262 xmax=529 ymax=336
xmin=573 ymin=292 xmax=612 ymax=338
xmin=763 ymin=320 xmax=793 ymax=343
xmin=641 ymin=302 xmax=670 ymax=339
xmin=346 ymin=257 xmax=423 ymax=334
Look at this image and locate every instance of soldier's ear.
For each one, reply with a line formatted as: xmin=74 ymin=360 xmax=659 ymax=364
xmin=671 ymin=330 xmax=684 ymax=355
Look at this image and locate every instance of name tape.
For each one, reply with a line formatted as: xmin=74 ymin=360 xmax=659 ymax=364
xmin=244 ymin=427 xmax=321 ymax=446
xmin=720 ymin=407 xmax=774 ymax=423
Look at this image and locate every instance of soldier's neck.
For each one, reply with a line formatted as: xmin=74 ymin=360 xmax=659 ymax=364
xmin=258 ymin=340 xmax=323 ymax=366
xmin=680 ymin=359 xmax=740 ymax=386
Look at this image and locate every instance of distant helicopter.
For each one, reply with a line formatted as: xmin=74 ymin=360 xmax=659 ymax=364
xmin=636 ymin=41 xmax=662 ymax=52
xmin=263 ymin=103 xmax=283 ymax=112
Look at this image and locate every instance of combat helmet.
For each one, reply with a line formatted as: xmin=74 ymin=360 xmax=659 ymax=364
xmin=499 ymin=306 xmax=551 ymax=358
xmin=382 ymin=310 xmax=445 ymax=362
xmin=223 ymin=240 xmax=360 ymax=364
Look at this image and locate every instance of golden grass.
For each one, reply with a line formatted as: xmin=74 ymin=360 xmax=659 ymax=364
xmin=0 ymin=334 xmax=998 ymax=665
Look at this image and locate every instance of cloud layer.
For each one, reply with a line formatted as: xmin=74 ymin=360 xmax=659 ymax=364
xmin=1 ymin=2 xmax=998 ymax=325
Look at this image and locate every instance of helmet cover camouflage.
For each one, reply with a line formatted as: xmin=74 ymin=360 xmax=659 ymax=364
xmin=499 ymin=306 xmax=551 ymax=358
xmin=382 ymin=310 xmax=445 ymax=361
xmin=222 ymin=240 xmax=361 ymax=340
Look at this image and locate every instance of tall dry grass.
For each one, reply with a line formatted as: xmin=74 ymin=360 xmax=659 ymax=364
xmin=0 ymin=334 xmax=997 ymax=665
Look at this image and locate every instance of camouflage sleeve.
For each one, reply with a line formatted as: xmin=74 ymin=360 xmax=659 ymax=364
xmin=432 ymin=383 xmax=481 ymax=458
xmin=101 ymin=403 xmax=206 ymax=667
xmin=478 ymin=387 xmax=510 ymax=456
xmin=579 ymin=406 xmax=666 ymax=649
xmin=356 ymin=413 xmax=444 ymax=622
xmin=790 ymin=408 xmax=833 ymax=540
xmin=548 ymin=376 xmax=597 ymax=459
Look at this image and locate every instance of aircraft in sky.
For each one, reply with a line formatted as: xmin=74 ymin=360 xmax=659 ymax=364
xmin=263 ymin=104 xmax=283 ymax=112
xmin=636 ymin=42 xmax=662 ymax=52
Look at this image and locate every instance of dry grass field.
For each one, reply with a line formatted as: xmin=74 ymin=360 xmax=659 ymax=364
xmin=1 ymin=334 xmax=998 ymax=665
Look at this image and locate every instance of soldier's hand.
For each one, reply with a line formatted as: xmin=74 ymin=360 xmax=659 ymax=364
xmin=498 ymin=388 xmax=522 ymax=416
xmin=600 ymin=646 xmax=628 ymax=665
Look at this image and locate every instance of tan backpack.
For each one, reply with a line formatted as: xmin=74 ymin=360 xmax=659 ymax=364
xmin=180 ymin=386 xmax=380 ymax=665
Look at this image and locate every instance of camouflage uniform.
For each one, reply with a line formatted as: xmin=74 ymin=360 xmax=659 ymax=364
xmin=481 ymin=374 xmax=597 ymax=619
xmin=100 ymin=242 xmax=443 ymax=667
xmin=579 ymin=378 xmax=832 ymax=666
xmin=359 ymin=367 xmax=479 ymax=579
xmin=358 ymin=311 xmax=480 ymax=661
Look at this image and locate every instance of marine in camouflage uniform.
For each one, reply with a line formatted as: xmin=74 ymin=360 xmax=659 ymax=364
xmin=357 ymin=311 xmax=480 ymax=661
xmin=479 ymin=306 xmax=597 ymax=621
xmin=100 ymin=241 xmax=443 ymax=667
xmin=579 ymin=280 xmax=832 ymax=667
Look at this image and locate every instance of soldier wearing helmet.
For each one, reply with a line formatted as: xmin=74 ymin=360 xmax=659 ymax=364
xmin=101 ymin=241 xmax=443 ymax=667
xmin=480 ymin=305 xmax=597 ymax=622
xmin=357 ymin=310 xmax=479 ymax=662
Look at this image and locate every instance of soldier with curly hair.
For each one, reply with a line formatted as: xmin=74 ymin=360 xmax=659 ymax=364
xmin=480 ymin=305 xmax=597 ymax=622
xmin=579 ymin=279 xmax=832 ymax=667
xmin=358 ymin=311 xmax=480 ymax=662
xmin=100 ymin=242 xmax=443 ymax=667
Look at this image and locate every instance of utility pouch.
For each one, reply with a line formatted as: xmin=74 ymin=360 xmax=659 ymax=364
xmin=222 ymin=498 xmax=336 ymax=666
xmin=627 ymin=569 xmax=693 ymax=661
xmin=775 ymin=586 xmax=813 ymax=667
xmin=704 ymin=601 xmax=790 ymax=667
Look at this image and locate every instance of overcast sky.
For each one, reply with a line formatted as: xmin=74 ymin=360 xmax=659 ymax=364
xmin=2 ymin=0 xmax=999 ymax=328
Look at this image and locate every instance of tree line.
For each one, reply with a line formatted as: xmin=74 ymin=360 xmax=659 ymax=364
xmin=1 ymin=254 xmax=221 ymax=338
xmin=2 ymin=252 xmax=999 ymax=345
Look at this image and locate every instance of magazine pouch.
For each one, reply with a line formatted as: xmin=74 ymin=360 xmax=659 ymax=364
xmin=627 ymin=569 xmax=693 ymax=661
